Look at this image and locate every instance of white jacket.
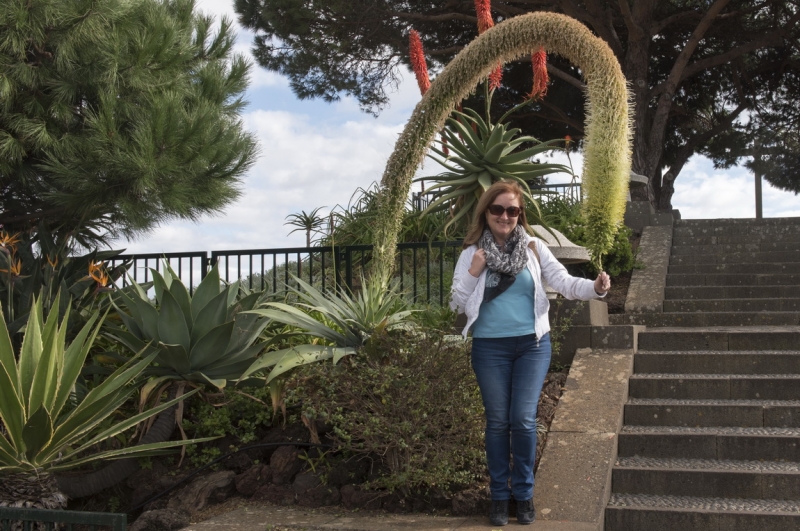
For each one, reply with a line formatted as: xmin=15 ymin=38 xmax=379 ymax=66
xmin=450 ymin=233 xmax=602 ymax=339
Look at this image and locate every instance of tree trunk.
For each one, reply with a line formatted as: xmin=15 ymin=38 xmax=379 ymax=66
xmin=55 ymin=388 xmax=179 ymax=499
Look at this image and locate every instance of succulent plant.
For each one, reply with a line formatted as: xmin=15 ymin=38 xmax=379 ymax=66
xmin=415 ymin=105 xmax=572 ymax=238
xmin=106 ymin=262 xmax=273 ymax=393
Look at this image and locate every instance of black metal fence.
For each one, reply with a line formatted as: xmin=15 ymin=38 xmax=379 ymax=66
xmin=112 ymin=240 xmax=464 ymax=306
xmin=0 ymin=507 xmax=125 ymax=531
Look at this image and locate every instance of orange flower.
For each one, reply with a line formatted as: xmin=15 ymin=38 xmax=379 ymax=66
xmin=46 ymin=254 xmax=59 ymax=269
xmin=88 ymin=261 xmax=110 ymax=287
xmin=528 ymin=47 xmax=549 ymax=100
xmin=409 ymin=29 xmax=431 ymax=95
xmin=0 ymin=257 xmax=22 ymax=276
xmin=475 ymin=0 xmax=494 ymax=34
xmin=0 ymin=231 xmax=21 ymax=255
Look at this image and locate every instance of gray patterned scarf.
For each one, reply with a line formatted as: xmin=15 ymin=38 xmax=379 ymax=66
xmin=479 ymin=225 xmax=528 ymax=303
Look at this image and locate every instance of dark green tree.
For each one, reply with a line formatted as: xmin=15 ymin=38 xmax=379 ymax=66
xmin=234 ymin=0 xmax=800 ymax=209
xmin=0 ymin=0 xmax=258 ymax=246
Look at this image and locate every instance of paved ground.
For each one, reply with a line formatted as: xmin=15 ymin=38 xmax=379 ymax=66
xmin=184 ymin=504 xmax=597 ymax=531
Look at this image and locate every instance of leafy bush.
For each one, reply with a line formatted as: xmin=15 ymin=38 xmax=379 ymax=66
xmin=295 ymin=331 xmax=485 ymax=493
xmin=540 ymin=196 xmax=639 ymax=277
xmin=181 ymin=386 xmax=275 ymax=467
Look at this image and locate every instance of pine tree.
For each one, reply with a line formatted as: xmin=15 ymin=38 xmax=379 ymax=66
xmin=0 ymin=0 xmax=258 ymax=246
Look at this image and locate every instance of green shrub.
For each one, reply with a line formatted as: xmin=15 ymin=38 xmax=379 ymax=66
xmin=181 ymin=386 xmax=274 ymax=467
xmin=296 ymin=330 xmax=485 ymax=493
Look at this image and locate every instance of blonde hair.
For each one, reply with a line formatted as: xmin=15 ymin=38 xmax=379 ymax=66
xmin=463 ymin=181 xmax=533 ymax=248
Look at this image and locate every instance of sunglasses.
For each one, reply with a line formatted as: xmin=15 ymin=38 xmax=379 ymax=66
xmin=487 ymin=204 xmax=522 ymax=217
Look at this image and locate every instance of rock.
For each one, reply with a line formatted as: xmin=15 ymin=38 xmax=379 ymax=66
xmin=167 ymin=470 xmax=235 ymax=516
xmin=339 ymin=485 xmax=382 ymax=511
xmin=270 ymin=445 xmax=302 ymax=485
xmin=451 ymin=488 xmax=490 ymax=516
xmin=234 ymin=465 xmax=272 ymax=496
xmin=326 ymin=458 xmax=370 ymax=487
xmin=297 ymin=484 xmax=341 ymax=508
xmin=292 ymin=472 xmax=321 ymax=494
xmin=225 ymin=451 xmax=252 ymax=473
xmin=292 ymin=473 xmax=339 ymax=508
xmin=258 ymin=424 xmax=309 ymax=462
xmin=129 ymin=509 xmax=190 ymax=531
xmin=252 ymin=483 xmax=296 ymax=506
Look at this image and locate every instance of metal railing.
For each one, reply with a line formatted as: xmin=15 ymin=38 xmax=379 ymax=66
xmin=0 ymin=507 xmax=125 ymax=531
xmin=113 ymin=240 xmax=464 ymax=306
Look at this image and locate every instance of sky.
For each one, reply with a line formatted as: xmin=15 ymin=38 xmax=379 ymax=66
xmin=111 ymin=0 xmax=800 ymax=255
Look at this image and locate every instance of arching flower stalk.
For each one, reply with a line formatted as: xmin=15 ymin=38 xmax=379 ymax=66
xmin=528 ymin=47 xmax=549 ymax=100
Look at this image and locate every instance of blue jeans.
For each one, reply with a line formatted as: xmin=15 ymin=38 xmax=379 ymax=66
xmin=471 ymin=333 xmax=551 ymax=501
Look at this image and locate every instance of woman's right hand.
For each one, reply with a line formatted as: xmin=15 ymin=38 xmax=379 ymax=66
xmin=469 ymin=249 xmax=487 ymax=278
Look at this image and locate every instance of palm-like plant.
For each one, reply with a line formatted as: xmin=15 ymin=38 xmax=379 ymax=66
xmin=0 ymin=295 xmax=207 ymax=508
xmin=415 ymin=102 xmax=573 ymax=238
xmin=239 ymin=277 xmax=415 ymax=384
xmin=285 ymin=207 xmax=327 ymax=247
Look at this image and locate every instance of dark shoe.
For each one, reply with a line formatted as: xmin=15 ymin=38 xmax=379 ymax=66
xmin=517 ymin=497 xmax=535 ymax=524
xmin=489 ymin=499 xmax=509 ymax=526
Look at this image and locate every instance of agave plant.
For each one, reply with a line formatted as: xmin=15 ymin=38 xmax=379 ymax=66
xmin=54 ymin=263 xmax=274 ymax=500
xmin=0 ymin=294 xmax=207 ymax=508
xmin=239 ymin=276 xmax=415 ymax=384
xmin=106 ymin=262 xmax=273 ymax=393
xmin=415 ymin=102 xmax=573 ymax=238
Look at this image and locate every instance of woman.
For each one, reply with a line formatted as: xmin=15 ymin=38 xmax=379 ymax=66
xmin=450 ymin=181 xmax=610 ymax=526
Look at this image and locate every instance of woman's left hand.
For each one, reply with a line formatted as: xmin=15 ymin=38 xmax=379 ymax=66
xmin=594 ymin=271 xmax=611 ymax=295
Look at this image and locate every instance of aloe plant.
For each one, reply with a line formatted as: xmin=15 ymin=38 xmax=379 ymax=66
xmin=416 ymin=104 xmax=572 ymax=238
xmin=0 ymin=294 xmax=208 ymax=508
xmin=240 ymin=276 xmax=415 ymax=384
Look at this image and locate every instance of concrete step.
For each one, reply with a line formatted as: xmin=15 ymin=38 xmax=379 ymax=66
xmin=666 ymin=273 xmax=800 ymax=286
xmin=628 ymin=373 xmax=800 ymax=400
xmin=676 ymin=217 xmax=800 ymax=229
xmin=664 ymin=285 xmax=800 ymax=299
xmin=671 ymin=242 xmax=800 ymax=255
xmin=617 ymin=425 xmax=800 ymax=461
xmin=633 ymin=350 xmax=800 ymax=375
xmin=668 ymin=262 xmax=800 ymax=275
xmin=613 ymin=457 xmax=800 ymax=499
xmin=610 ymin=312 xmax=800 ymax=327
xmin=605 ymin=493 xmax=800 ymax=531
xmin=637 ymin=327 xmax=800 ymax=351
xmin=662 ymin=298 xmax=800 ymax=312
xmin=669 ymin=250 xmax=800 ymax=264
xmin=673 ymin=222 xmax=800 ymax=239
xmin=624 ymin=398 xmax=800 ymax=428
xmin=672 ymin=232 xmax=800 ymax=246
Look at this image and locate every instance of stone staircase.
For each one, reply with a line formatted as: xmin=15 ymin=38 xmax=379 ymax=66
xmin=604 ymin=217 xmax=800 ymax=530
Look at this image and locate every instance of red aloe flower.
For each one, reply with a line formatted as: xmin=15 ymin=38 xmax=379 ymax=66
xmin=409 ymin=29 xmax=430 ymax=95
xmin=489 ymin=65 xmax=503 ymax=91
xmin=475 ymin=0 xmax=494 ymax=34
xmin=528 ymin=47 xmax=549 ymax=100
